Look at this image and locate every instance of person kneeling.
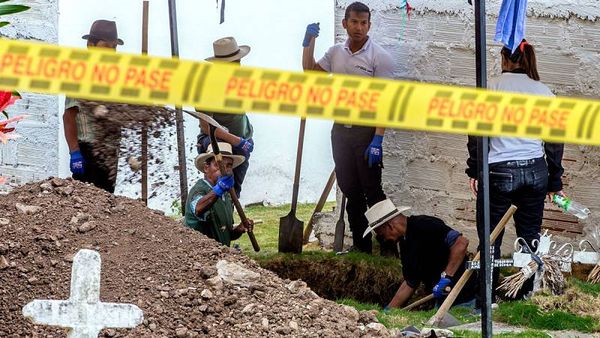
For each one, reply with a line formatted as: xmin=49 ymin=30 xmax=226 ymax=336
xmin=363 ymin=199 xmax=476 ymax=310
xmin=185 ymin=142 xmax=253 ymax=247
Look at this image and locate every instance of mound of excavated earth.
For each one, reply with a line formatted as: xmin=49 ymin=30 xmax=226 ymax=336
xmin=0 ymin=178 xmax=389 ymax=337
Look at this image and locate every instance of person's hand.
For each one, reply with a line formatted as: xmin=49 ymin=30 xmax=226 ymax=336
xmin=236 ymin=138 xmax=254 ymax=158
xmin=69 ymin=150 xmax=85 ymax=175
xmin=364 ymin=135 xmax=383 ymax=168
xmin=212 ymin=175 xmax=234 ymax=197
xmin=548 ymin=190 xmax=567 ymax=203
xmin=432 ymin=277 xmax=452 ymax=299
xmin=236 ymin=219 xmax=254 ymax=233
xmin=469 ymin=178 xmax=478 ymax=197
xmin=303 ymin=23 xmax=320 ymax=47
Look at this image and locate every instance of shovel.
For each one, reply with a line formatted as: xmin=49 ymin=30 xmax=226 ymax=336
xmin=333 ymin=195 xmax=346 ymax=253
xmin=279 ymin=118 xmax=306 ymax=253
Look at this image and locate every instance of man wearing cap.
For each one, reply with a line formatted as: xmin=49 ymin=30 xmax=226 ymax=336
xmin=63 ymin=20 xmax=124 ymax=193
xmin=197 ymin=37 xmax=254 ymax=198
xmin=364 ymin=199 xmax=476 ymax=309
xmin=185 ymin=142 xmax=254 ymax=247
xmin=301 ymin=2 xmax=395 ymax=255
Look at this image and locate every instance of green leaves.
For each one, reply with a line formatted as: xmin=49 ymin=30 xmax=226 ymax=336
xmin=0 ymin=1 xmax=30 ymax=28
xmin=0 ymin=4 xmax=29 ymax=16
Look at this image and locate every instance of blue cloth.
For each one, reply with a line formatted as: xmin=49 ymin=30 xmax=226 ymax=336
xmin=433 ymin=277 xmax=452 ymax=299
xmin=495 ymin=0 xmax=528 ymax=53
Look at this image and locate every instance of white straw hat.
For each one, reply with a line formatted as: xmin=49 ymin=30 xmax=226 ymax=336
xmin=205 ymin=37 xmax=250 ymax=62
xmin=362 ymin=199 xmax=411 ymax=238
xmin=195 ymin=142 xmax=245 ymax=173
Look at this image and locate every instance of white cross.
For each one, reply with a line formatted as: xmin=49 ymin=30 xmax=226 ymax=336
xmin=22 ymin=249 xmax=144 ymax=338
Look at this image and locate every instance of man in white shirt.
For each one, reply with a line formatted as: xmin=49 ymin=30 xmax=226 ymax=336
xmin=302 ymin=2 xmax=396 ymax=254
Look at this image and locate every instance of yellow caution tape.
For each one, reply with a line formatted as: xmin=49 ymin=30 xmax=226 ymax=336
xmin=0 ymin=38 xmax=599 ymax=145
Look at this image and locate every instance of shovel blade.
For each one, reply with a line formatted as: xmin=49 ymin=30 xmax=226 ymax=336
xmin=434 ymin=312 xmax=461 ymax=329
xmin=279 ymin=213 xmax=304 ymax=253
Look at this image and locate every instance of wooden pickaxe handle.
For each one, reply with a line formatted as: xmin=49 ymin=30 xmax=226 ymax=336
xmin=427 ymin=205 xmax=517 ymax=326
xmin=402 ymin=286 xmax=451 ymax=311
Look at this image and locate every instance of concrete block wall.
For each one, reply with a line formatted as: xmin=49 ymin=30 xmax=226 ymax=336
xmin=0 ymin=1 xmax=59 ymax=192
xmin=321 ymin=0 xmax=600 ymax=252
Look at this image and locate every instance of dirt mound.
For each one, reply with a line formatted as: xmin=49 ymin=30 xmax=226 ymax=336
xmin=0 ymin=178 xmax=387 ymax=337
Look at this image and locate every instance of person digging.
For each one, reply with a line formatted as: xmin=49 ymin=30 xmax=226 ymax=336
xmin=363 ymin=199 xmax=477 ymax=310
xmin=184 ymin=142 xmax=254 ymax=247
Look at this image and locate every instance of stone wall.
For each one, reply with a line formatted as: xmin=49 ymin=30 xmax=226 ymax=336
xmin=316 ymin=0 xmax=600 ymax=252
xmin=0 ymin=1 xmax=59 ymax=191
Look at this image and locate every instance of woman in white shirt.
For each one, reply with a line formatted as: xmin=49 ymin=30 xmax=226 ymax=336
xmin=466 ymin=39 xmax=565 ymax=300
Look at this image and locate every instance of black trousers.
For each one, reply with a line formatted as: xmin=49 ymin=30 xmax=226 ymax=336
xmin=476 ymin=157 xmax=548 ymax=300
xmin=331 ymin=124 xmax=390 ymax=254
xmin=72 ymin=141 xmax=118 ymax=194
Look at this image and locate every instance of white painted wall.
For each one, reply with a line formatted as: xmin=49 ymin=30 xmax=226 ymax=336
xmin=0 ymin=0 xmax=59 ymax=193
xmin=58 ymin=0 xmax=336 ymax=212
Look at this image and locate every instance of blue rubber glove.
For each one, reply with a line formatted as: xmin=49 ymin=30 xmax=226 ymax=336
xmin=383 ymin=306 xmax=390 ymax=313
xmin=432 ymin=277 xmax=452 ymax=299
xmin=212 ymin=175 xmax=234 ymax=197
xmin=364 ymin=134 xmax=384 ymax=168
xmin=302 ymin=23 xmax=320 ymax=47
xmin=69 ymin=150 xmax=85 ymax=176
xmin=236 ymin=138 xmax=254 ymax=158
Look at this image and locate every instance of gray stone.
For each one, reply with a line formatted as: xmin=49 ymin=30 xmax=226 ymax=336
xmin=0 ymin=255 xmax=9 ymax=270
xmin=216 ymin=260 xmax=260 ymax=286
xmin=15 ymin=203 xmax=42 ymax=215
xmin=77 ymin=221 xmax=97 ymax=233
xmin=175 ymin=327 xmax=188 ymax=337
xmin=200 ymin=289 xmax=213 ymax=299
xmin=0 ymin=218 xmax=9 ymax=226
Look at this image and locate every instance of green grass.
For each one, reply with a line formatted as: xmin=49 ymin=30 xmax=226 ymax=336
xmin=571 ymin=278 xmax=600 ymax=296
xmin=495 ymin=301 xmax=599 ymax=333
xmin=233 ymin=202 xmax=336 ymax=255
xmin=451 ymin=330 xmax=550 ymax=337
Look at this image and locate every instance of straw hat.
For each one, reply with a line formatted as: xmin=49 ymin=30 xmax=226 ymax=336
xmin=195 ymin=142 xmax=245 ymax=172
xmin=362 ymin=199 xmax=411 ymax=238
xmin=205 ymin=37 xmax=250 ymax=62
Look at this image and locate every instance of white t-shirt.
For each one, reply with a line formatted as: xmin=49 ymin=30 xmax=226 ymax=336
xmin=487 ymin=72 xmax=554 ymax=164
xmin=317 ymin=37 xmax=395 ymax=79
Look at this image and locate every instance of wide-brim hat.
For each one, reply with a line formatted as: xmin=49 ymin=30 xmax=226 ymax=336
xmin=362 ymin=199 xmax=411 ymax=238
xmin=205 ymin=37 xmax=250 ymax=62
xmin=195 ymin=142 xmax=245 ymax=173
xmin=82 ymin=19 xmax=124 ymax=45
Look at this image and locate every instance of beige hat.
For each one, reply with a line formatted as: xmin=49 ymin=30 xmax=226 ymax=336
xmin=205 ymin=37 xmax=251 ymax=62
xmin=362 ymin=199 xmax=411 ymax=238
xmin=195 ymin=142 xmax=245 ymax=173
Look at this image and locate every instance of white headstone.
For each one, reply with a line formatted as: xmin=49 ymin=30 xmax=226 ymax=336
xmin=22 ymin=249 xmax=144 ymax=338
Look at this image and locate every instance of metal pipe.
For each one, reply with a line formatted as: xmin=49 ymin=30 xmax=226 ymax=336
xmin=168 ymin=0 xmax=189 ymax=214
xmin=474 ymin=0 xmax=492 ymax=336
xmin=141 ymin=0 xmax=149 ymax=206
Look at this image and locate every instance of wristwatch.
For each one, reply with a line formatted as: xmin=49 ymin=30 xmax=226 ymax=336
xmin=441 ymin=271 xmax=452 ymax=279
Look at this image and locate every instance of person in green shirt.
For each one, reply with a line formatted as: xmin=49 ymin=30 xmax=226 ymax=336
xmin=185 ymin=142 xmax=254 ymax=247
xmin=197 ymin=37 xmax=254 ymax=198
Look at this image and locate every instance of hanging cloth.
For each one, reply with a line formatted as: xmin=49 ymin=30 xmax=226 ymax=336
xmin=495 ymin=0 xmax=528 ymax=52
xmin=216 ymin=0 xmax=225 ymax=24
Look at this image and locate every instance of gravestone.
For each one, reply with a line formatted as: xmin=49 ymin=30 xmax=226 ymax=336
xmin=22 ymin=249 xmax=143 ymax=337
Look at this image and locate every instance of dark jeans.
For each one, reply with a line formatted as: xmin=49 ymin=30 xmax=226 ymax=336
xmin=197 ymin=134 xmax=251 ymax=198
xmin=331 ymin=124 xmax=391 ymax=254
xmin=476 ymin=157 xmax=548 ymax=299
xmin=72 ymin=141 xmax=117 ymax=194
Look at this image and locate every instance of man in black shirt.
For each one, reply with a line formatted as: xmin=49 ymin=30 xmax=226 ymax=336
xmin=363 ymin=199 xmax=476 ymax=309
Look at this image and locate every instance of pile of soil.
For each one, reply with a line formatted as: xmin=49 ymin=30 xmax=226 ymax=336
xmin=0 ymin=178 xmax=389 ymax=337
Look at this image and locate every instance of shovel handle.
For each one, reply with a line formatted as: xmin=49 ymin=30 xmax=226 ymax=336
xmin=402 ymin=286 xmax=451 ymax=311
xmin=427 ymin=205 xmax=517 ymax=326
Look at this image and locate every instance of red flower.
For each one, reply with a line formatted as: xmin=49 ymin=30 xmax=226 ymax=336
xmin=0 ymin=91 xmax=18 ymax=112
